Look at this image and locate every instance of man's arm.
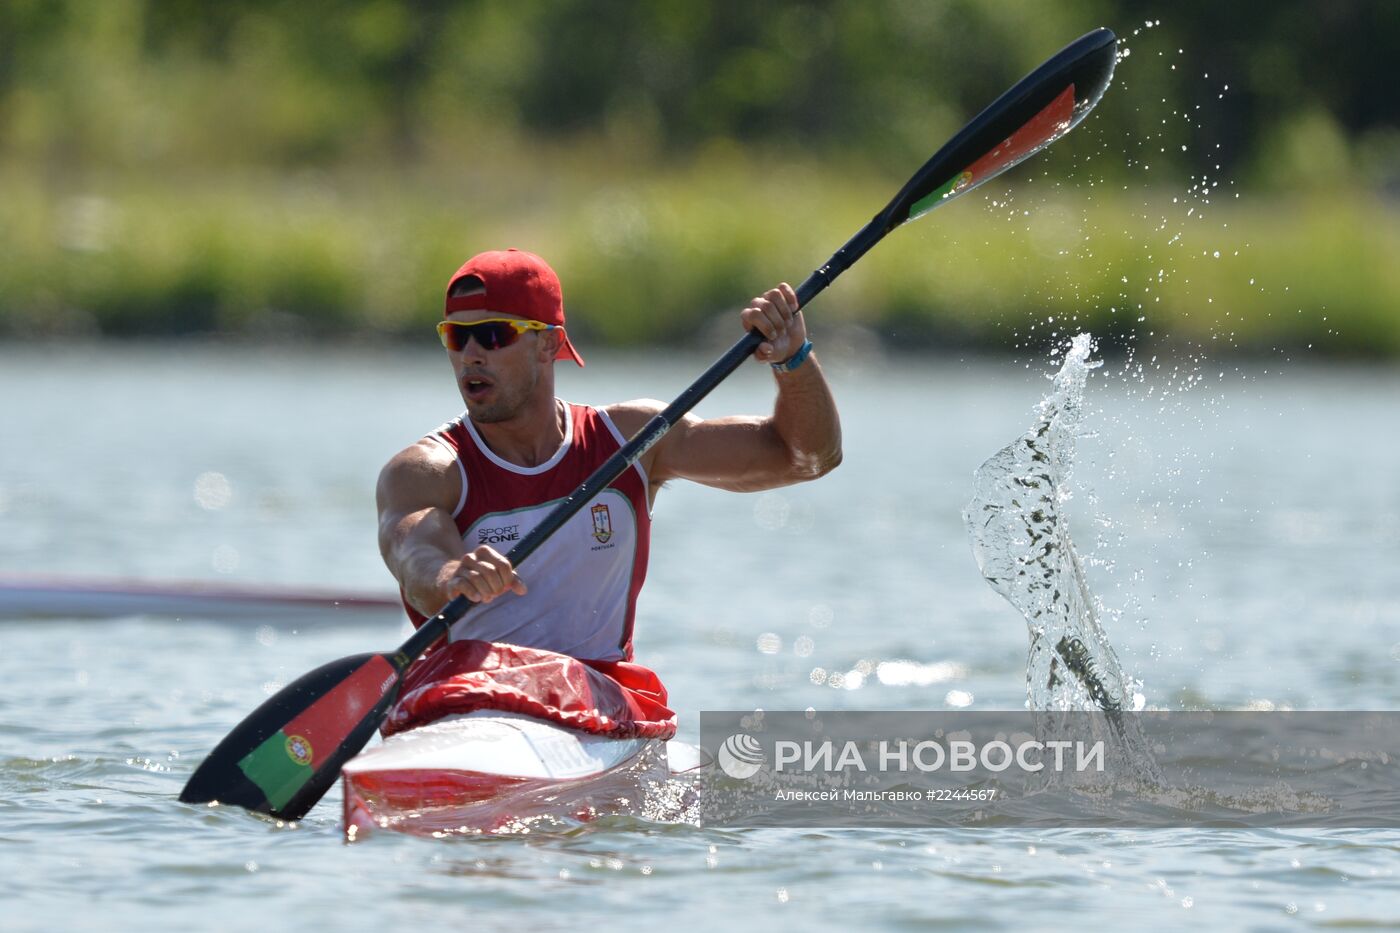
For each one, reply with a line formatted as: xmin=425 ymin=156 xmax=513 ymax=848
xmin=376 ymin=440 xmax=526 ymax=616
xmin=610 ymin=283 xmax=842 ymax=494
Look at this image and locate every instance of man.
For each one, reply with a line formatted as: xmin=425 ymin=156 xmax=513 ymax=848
xmin=376 ymin=248 xmax=842 ymax=668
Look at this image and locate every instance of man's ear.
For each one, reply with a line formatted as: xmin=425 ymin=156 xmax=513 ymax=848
xmin=538 ymin=328 xmax=562 ymax=363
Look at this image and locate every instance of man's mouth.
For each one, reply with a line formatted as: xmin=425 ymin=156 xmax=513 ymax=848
xmin=462 ymin=373 xmax=495 ymax=401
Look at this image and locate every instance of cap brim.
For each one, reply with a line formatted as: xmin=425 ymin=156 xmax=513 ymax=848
xmin=556 ymin=330 xmax=585 ymax=367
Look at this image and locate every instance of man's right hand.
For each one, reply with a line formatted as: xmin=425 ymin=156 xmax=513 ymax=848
xmin=436 ymin=545 xmax=528 ymax=604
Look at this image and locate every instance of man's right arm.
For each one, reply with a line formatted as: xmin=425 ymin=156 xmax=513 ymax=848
xmin=376 ymin=440 xmax=525 ymax=617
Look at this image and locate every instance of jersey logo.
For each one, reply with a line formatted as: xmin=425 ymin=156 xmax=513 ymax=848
xmin=478 ymin=524 xmax=519 ymax=545
xmin=590 ymin=503 xmax=613 ymax=544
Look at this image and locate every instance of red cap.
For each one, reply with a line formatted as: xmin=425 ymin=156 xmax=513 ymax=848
xmin=444 ymin=248 xmax=584 ymax=367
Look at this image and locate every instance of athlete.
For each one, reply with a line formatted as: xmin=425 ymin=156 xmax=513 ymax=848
xmin=376 ymin=248 xmax=841 ymax=664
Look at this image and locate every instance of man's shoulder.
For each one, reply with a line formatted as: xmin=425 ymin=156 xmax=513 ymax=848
xmin=380 ymin=436 xmax=459 ymax=483
xmin=376 ymin=436 xmax=465 ymax=513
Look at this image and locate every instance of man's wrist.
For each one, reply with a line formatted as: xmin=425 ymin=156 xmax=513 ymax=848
xmin=771 ymin=339 xmax=814 ymax=373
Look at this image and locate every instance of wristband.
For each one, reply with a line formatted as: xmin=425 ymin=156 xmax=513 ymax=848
xmin=771 ymin=339 xmax=813 ymax=373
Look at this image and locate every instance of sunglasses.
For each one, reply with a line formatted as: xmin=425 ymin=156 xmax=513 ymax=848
xmin=436 ymin=318 xmax=556 ymax=352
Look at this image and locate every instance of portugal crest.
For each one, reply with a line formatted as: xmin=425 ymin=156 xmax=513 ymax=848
xmin=285 ymin=734 xmax=313 ymax=767
xmin=590 ymin=503 xmax=613 ymax=544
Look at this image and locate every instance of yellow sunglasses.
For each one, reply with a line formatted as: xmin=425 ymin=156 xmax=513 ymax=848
xmin=436 ymin=318 xmax=556 ymax=352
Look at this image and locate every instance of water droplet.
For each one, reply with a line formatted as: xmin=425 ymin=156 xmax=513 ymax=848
xmin=194 ymin=472 xmax=232 ymax=510
xmin=944 ymin=689 xmax=974 ymax=708
xmin=753 ymin=493 xmax=790 ymax=530
xmin=212 ymin=544 xmax=240 ymax=573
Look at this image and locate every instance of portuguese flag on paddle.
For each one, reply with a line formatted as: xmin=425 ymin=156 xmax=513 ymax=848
xmin=236 ymin=655 xmax=398 ymax=810
xmin=181 ymin=651 xmax=403 ymax=817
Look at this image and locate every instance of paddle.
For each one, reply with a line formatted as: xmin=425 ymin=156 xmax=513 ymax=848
xmin=180 ymin=27 xmax=1118 ymax=821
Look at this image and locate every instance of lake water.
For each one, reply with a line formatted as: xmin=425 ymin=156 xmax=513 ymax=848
xmin=2 ymin=341 xmax=1398 ymax=930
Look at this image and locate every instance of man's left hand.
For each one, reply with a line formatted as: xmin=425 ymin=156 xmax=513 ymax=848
xmin=741 ymin=283 xmax=807 ymax=365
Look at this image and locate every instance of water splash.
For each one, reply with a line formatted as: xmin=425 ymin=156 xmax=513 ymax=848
xmin=964 ymin=334 xmax=1114 ymax=707
xmin=963 ymin=333 xmax=1161 ymax=779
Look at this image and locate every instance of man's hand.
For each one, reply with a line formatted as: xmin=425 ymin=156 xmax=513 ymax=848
xmin=436 ymin=545 xmax=528 ymax=604
xmin=741 ymin=283 xmax=807 ymax=365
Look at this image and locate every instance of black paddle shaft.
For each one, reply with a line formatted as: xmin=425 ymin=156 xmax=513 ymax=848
xmin=394 ymin=27 xmax=1121 ymax=666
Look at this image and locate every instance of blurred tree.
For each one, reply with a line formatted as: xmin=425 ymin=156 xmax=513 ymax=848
xmin=0 ymin=0 xmax=1395 ymax=182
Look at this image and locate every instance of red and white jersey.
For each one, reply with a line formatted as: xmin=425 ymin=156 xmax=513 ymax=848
xmin=403 ymin=402 xmax=651 ymax=662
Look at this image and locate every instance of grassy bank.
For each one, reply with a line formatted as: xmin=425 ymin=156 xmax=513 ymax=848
xmin=2 ymin=158 xmax=1396 ymax=356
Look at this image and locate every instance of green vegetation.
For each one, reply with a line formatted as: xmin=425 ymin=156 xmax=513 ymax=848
xmin=2 ymin=1 xmax=1397 ymax=353
xmin=5 ymin=155 xmax=1395 ymax=355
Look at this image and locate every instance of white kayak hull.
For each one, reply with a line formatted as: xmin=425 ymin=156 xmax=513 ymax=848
xmin=341 ymin=710 xmax=706 ymax=838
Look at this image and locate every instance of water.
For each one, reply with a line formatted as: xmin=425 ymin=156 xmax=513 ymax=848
xmin=3 ymin=342 xmax=1399 ymax=929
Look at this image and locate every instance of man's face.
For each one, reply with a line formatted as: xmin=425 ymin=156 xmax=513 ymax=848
xmin=443 ymin=309 xmax=554 ymax=423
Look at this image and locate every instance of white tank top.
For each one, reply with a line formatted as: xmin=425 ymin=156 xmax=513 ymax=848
xmin=400 ymin=403 xmax=652 ymax=662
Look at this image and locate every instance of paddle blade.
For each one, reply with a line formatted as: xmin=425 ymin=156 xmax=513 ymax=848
xmin=179 ymin=652 xmax=403 ymax=820
xmin=886 ymin=27 xmax=1117 ymax=229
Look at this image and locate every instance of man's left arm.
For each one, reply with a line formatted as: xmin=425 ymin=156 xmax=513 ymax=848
xmin=611 ymin=283 xmax=843 ymax=493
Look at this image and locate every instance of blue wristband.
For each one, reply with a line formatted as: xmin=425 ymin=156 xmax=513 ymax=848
xmin=771 ymin=339 xmax=813 ymax=373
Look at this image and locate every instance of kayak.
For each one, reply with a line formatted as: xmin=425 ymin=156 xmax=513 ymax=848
xmin=341 ymin=709 xmax=707 ymax=838
xmin=0 ymin=574 xmax=400 ymax=623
